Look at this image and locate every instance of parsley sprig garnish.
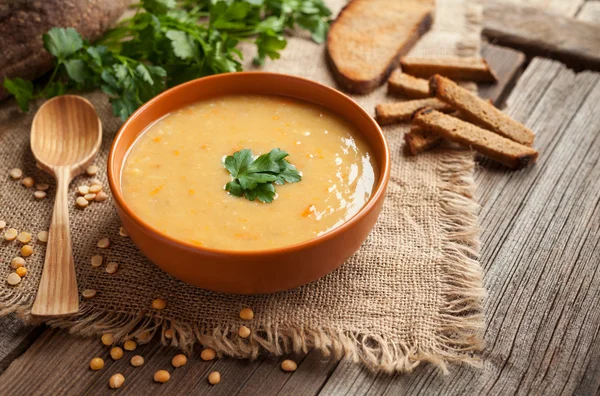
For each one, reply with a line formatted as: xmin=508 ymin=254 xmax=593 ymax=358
xmin=224 ymin=148 xmax=301 ymax=203
xmin=3 ymin=0 xmax=331 ymax=120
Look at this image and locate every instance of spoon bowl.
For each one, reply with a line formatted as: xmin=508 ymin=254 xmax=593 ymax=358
xmin=32 ymin=95 xmax=102 ymax=174
xmin=30 ymin=95 xmax=102 ymax=316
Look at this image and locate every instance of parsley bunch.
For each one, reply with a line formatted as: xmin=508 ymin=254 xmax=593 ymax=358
xmin=224 ymin=148 xmax=301 ymax=203
xmin=3 ymin=0 xmax=331 ymax=119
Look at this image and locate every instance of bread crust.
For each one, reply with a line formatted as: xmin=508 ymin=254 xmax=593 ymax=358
xmin=412 ymin=108 xmax=538 ymax=169
xmin=326 ymin=0 xmax=434 ymax=94
xmin=388 ymin=71 xmax=431 ymax=98
xmin=400 ymin=57 xmax=498 ymax=82
xmin=375 ymin=98 xmax=452 ymax=126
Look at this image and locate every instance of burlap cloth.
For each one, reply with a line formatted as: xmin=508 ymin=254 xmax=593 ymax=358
xmin=0 ymin=0 xmax=484 ymax=373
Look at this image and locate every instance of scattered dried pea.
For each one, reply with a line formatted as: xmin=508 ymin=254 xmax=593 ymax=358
xmin=89 ymin=357 xmax=104 ymax=371
xmin=95 ymin=191 xmax=108 ymax=202
xmin=238 ymin=325 xmax=251 ymax=338
xmin=21 ymin=244 xmax=33 ymax=257
xmin=164 ymin=329 xmax=174 ymax=339
xmin=15 ymin=267 xmax=27 ymax=278
xmin=86 ymin=165 xmax=99 ymax=176
xmin=89 ymin=184 xmax=102 ymax=193
xmin=77 ymin=185 xmax=90 ymax=195
xmin=152 ymin=298 xmax=166 ymax=310
xmin=154 ymin=370 xmax=170 ymax=383
xmin=84 ymin=193 xmax=96 ymax=201
xmin=171 ymin=354 xmax=187 ymax=368
xmin=35 ymin=183 xmax=49 ymax=191
xmin=7 ymin=273 xmax=21 ymax=285
xmin=0 ymin=220 xmax=5 ymax=229
xmin=239 ymin=308 xmax=254 ymax=321
xmin=208 ymin=371 xmax=221 ymax=385
xmin=21 ymin=177 xmax=34 ymax=188
xmin=106 ymin=262 xmax=119 ymax=274
xmin=37 ymin=231 xmax=49 ymax=243
xmin=97 ymin=238 xmax=110 ymax=248
xmin=9 ymin=168 xmax=22 ymax=179
xmin=109 ymin=374 xmax=125 ymax=389
xmin=130 ymin=355 xmax=144 ymax=367
xmin=11 ymin=257 xmax=25 ymax=269
xmin=91 ymin=255 xmax=103 ymax=267
xmin=281 ymin=359 xmax=297 ymax=372
xmin=91 ymin=178 xmax=102 ymax=186
xmin=82 ymin=289 xmax=96 ymax=299
xmin=201 ymin=348 xmax=216 ymax=361
xmin=119 ymin=226 xmax=129 ymax=237
xmin=101 ymin=333 xmax=114 ymax=346
xmin=76 ymin=196 xmax=89 ymax=208
xmin=34 ymin=191 xmax=47 ymax=199
xmin=123 ymin=340 xmax=137 ymax=351
xmin=4 ymin=228 xmax=18 ymax=241
xmin=17 ymin=231 xmax=32 ymax=244
xmin=110 ymin=347 xmax=124 ymax=360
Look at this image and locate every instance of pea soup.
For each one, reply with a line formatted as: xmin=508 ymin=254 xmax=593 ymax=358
xmin=122 ymin=95 xmax=377 ymax=250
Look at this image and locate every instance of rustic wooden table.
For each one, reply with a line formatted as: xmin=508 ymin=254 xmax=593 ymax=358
xmin=1 ymin=2 xmax=599 ymax=395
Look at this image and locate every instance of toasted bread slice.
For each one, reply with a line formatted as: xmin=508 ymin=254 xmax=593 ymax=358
xmin=375 ymin=98 xmax=452 ymax=126
xmin=412 ymin=108 xmax=538 ymax=169
xmin=388 ymin=71 xmax=431 ymax=98
xmin=405 ymin=124 xmax=442 ymax=155
xmin=430 ymin=75 xmax=535 ymax=146
xmin=404 ymin=100 xmax=495 ymax=155
xmin=326 ymin=0 xmax=434 ymax=94
xmin=400 ymin=57 xmax=498 ymax=82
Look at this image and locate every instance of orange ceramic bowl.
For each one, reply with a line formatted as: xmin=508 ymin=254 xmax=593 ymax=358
xmin=108 ymin=72 xmax=390 ymax=294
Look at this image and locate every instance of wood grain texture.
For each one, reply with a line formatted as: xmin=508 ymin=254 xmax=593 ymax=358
xmin=478 ymin=43 xmax=525 ymax=107
xmin=30 ymin=95 xmax=102 ymax=316
xmin=577 ymin=1 xmax=600 ymax=23
xmin=494 ymin=0 xmax=584 ymax=16
xmin=483 ymin=1 xmax=600 ymax=71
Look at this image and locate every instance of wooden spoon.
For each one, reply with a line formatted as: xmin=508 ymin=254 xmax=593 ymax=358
xmin=30 ymin=95 xmax=102 ymax=316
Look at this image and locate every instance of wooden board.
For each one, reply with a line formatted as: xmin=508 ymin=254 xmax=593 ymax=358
xmin=322 ymin=58 xmax=600 ymax=396
xmin=479 ymin=43 xmax=526 ymax=107
xmin=577 ymin=1 xmax=600 ymax=23
xmin=495 ymin=0 xmax=584 ymax=16
xmin=483 ymin=2 xmax=600 ymax=71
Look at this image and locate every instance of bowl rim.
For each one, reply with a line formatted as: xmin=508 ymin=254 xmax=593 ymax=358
xmin=107 ymin=71 xmax=390 ymax=256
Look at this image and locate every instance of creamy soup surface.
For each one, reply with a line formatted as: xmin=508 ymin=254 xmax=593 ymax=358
xmin=122 ymin=95 xmax=377 ymax=250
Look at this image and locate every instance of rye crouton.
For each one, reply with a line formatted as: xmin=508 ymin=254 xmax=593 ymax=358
xmin=400 ymin=57 xmax=498 ymax=82
xmin=430 ymin=75 xmax=535 ymax=145
xmin=412 ymin=108 xmax=538 ymax=169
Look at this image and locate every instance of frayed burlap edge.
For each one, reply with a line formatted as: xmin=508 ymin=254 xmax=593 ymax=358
xmin=0 ymin=148 xmax=484 ymax=375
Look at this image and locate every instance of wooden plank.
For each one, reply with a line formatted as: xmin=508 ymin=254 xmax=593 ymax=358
xmin=495 ymin=0 xmax=584 ymax=16
xmin=0 ymin=315 xmax=44 ymax=375
xmin=322 ymin=59 xmax=600 ymax=395
xmin=577 ymin=1 xmax=600 ymax=23
xmin=483 ymin=2 xmax=600 ymax=71
xmin=478 ymin=44 xmax=525 ymax=108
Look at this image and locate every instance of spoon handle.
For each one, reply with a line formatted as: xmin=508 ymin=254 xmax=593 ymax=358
xmin=32 ymin=168 xmax=79 ymax=316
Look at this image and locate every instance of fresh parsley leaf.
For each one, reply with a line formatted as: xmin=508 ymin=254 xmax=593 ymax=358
xmin=64 ymin=59 xmax=87 ymax=83
xmin=253 ymin=182 xmax=276 ymax=203
xmin=3 ymin=77 xmax=34 ymax=111
xmin=142 ymin=0 xmax=176 ymax=15
xmin=224 ymin=148 xmax=254 ymax=177
xmin=224 ymin=148 xmax=301 ymax=203
xmin=43 ymin=27 xmax=84 ymax=61
xmin=166 ymin=30 xmax=197 ymax=60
